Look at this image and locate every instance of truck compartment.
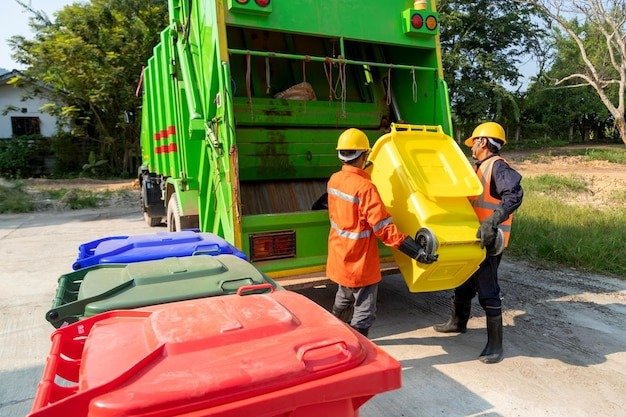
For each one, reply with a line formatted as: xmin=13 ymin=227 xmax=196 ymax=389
xmin=240 ymin=180 xmax=327 ymax=215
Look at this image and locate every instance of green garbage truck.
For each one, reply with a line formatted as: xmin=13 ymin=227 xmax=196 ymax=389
xmin=138 ymin=0 xmax=456 ymax=284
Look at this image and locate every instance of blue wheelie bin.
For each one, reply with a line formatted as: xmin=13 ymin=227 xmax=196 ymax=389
xmin=72 ymin=231 xmax=247 ymax=270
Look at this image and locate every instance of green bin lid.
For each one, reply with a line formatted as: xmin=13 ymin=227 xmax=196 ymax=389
xmin=78 ymin=255 xmax=273 ymax=317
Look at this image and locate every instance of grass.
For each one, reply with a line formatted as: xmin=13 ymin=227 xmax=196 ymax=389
xmin=509 ymin=175 xmax=626 ymax=277
xmin=44 ymin=188 xmax=99 ymax=209
xmin=43 ymin=188 xmax=133 ymax=210
xmin=525 ymin=174 xmax=589 ymax=194
xmin=580 ymin=148 xmax=626 ymax=164
xmin=610 ymin=189 xmax=626 ymax=205
xmin=0 ymin=180 xmax=133 ymax=213
xmin=0 ymin=181 xmax=34 ymax=213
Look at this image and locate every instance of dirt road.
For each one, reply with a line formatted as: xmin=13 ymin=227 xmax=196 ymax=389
xmin=1 ymin=203 xmax=625 ymax=416
xmin=1 ymin=146 xmax=625 ymax=416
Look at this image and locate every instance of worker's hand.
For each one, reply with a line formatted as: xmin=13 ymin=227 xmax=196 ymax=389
xmin=416 ymin=251 xmax=439 ymax=264
xmin=476 ymin=211 xmax=501 ymax=249
xmin=398 ymin=236 xmax=438 ymax=264
xmin=476 ymin=223 xmax=497 ymax=249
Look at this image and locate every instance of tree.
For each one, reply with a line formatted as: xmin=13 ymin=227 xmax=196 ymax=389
xmin=438 ymin=0 xmax=545 ymax=130
xmin=525 ymin=0 xmax=626 ymax=145
xmin=523 ymin=76 xmax=611 ymax=142
xmin=8 ymin=0 xmax=168 ymax=174
xmin=522 ymin=17 xmax=618 ymax=143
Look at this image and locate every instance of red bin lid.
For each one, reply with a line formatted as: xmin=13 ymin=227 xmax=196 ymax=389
xmin=79 ymin=291 xmax=372 ymax=416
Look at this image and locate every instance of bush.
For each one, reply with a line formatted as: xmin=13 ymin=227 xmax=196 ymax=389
xmin=49 ymin=132 xmax=93 ymax=176
xmin=0 ymin=135 xmax=51 ymax=178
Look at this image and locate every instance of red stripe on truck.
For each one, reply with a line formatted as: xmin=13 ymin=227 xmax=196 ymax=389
xmin=153 ymin=125 xmax=176 ymax=141
xmin=155 ymin=143 xmax=178 ymax=154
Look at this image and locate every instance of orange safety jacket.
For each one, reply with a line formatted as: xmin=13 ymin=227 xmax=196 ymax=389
xmin=326 ymin=165 xmax=406 ymax=288
xmin=469 ymin=156 xmax=513 ymax=247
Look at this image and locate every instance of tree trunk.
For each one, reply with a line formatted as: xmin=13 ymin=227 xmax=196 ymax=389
xmin=569 ymin=126 xmax=573 ymax=143
xmin=123 ymin=147 xmax=130 ymax=175
xmin=616 ymin=117 xmax=626 ymax=146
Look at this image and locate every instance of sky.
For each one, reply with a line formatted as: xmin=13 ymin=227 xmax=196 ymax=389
xmin=0 ymin=0 xmax=538 ymax=88
xmin=0 ymin=0 xmax=77 ymax=71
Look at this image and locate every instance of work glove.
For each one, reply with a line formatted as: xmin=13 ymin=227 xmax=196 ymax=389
xmin=476 ymin=208 xmax=505 ymax=249
xmin=398 ymin=236 xmax=438 ymax=264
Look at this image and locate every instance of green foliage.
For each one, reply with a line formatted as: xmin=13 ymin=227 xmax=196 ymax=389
xmin=522 ymin=68 xmax=617 ymax=144
xmin=509 ymin=191 xmax=626 ymax=277
xmin=523 ymin=1 xmax=625 ymax=145
xmin=0 ymin=181 xmax=34 ymax=213
xmin=0 ymin=136 xmax=51 ymax=178
xmin=505 ymin=137 xmax=570 ymax=151
xmin=9 ymin=0 xmax=168 ymax=175
xmin=81 ymin=151 xmax=109 ymax=177
xmin=49 ymin=132 xmax=90 ymax=175
xmin=438 ymin=0 xmax=545 ymax=124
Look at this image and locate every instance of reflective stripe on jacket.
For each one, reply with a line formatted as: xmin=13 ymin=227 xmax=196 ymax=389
xmin=326 ymin=165 xmax=406 ymax=287
xmin=469 ymin=156 xmax=513 ymax=247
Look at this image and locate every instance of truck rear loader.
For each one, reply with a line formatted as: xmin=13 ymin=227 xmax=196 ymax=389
xmin=138 ymin=0 xmax=485 ymax=289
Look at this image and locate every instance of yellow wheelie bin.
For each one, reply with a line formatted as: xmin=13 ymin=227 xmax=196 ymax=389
xmin=369 ymin=123 xmax=485 ymax=292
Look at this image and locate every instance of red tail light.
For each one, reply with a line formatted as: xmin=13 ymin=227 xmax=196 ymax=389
xmin=411 ymin=14 xmax=424 ymax=29
xmin=255 ymin=0 xmax=270 ymax=7
xmin=250 ymin=231 xmax=296 ymax=261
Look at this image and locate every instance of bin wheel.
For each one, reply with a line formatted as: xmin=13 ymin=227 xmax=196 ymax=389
xmin=415 ymin=227 xmax=438 ymax=257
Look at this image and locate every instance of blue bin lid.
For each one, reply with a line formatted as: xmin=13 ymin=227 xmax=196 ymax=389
xmin=73 ymin=231 xmax=247 ymax=270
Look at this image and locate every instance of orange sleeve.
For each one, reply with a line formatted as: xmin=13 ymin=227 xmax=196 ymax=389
xmin=360 ymin=183 xmax=406 ymax=248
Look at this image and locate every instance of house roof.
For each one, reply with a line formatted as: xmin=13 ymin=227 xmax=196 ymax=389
xmin=0 ymin=69 xmax=22 ymax=86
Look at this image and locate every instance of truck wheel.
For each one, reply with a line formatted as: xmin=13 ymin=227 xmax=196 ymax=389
xmin=143 ymin=212 xmax=162 ymax=227
xmin=140 ymin=176 xmax=163 ymax=227
xmin=167 ymin=194 xmax=182 ymax=232
xmin=167 ymin=193 xmax=199 ymax=232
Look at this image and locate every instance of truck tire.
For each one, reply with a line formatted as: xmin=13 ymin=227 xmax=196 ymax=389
xmin=144 ymin=212 xmax=162 ymax=227
xmin=167 ymin=194 xmax=182 ymax=232
xmin=140 ymin=176 xmax=163 ymax=227
xmin=167 ymin=193 xmax=198 ymax=232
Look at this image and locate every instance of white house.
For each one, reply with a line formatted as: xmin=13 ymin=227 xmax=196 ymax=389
xmin=0 ymin=70 xmax=64 ymax=138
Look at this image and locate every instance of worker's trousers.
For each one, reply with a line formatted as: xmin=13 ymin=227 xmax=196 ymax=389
xmin=333 ymin=283 xmax=378 ymax=331
xmin=454 ymin=254 xmax=503 ymax=317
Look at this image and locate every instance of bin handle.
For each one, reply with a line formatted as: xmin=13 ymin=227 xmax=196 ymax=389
xmin=236 ymin=283 xmax=274 ymax=296
xmin=390 ymin=123 xmax=442 ymax=134
xmin=192 ymin=243 xmax=220 ymax=256
xmin=296 ymin=339 xmax=353 ymax=372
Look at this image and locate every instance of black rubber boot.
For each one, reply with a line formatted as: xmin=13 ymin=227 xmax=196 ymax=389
xmin=479 ymin=315 xmax=503 ymax=364
xmin=433 ymin=300 xmax=471 ymax=333
xmin=351 ymin=326 xmax=369 ymax=338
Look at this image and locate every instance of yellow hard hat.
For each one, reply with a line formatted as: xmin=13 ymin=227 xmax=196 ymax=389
xmin=336 ymin=128 xmax=371 ymax=151
xmin=464 ymin=122 xmax=506 ymax=147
